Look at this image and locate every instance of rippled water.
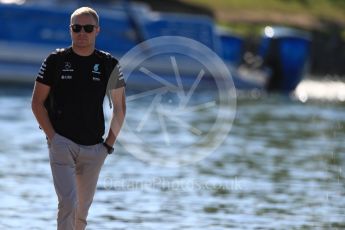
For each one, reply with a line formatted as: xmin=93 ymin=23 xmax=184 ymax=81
xmin=0 ymin=80 xmax=344 ymax=229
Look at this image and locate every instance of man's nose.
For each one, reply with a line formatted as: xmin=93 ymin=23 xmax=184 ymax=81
xmin=79 ymin=28 xmax=87 ymax=34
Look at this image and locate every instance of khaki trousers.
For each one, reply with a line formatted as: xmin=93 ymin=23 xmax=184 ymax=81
xmin=48 ymin=133 xmax=107 ymax=230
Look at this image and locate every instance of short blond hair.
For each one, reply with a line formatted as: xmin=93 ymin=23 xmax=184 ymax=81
xmin=70 ymin=7 xmax=99 ymax=25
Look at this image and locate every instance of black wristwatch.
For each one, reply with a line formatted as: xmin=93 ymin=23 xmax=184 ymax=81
xmin=103 ymin=142 xmax=114 ymax=154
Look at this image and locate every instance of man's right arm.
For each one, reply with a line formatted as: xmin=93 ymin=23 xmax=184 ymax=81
xmin=31 ymin=81 xmax=55 ymax=141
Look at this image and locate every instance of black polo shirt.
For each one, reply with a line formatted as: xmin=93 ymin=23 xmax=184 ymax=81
xmin=36 ymin=47 xmax=125 ymax=145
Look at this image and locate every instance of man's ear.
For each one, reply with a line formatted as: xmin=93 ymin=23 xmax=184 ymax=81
xmin=96 ymin=26 xmax=100 ymax=36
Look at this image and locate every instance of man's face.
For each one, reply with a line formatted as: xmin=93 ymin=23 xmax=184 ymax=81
xmin=70 ymin=14 xmax=99 ymax=49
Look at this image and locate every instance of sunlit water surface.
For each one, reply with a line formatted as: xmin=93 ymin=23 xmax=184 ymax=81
xmin=0 ymin=79 xmax=344 ymax=229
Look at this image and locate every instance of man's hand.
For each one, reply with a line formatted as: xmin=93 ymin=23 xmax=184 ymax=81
xmin=32 ymin=81 xmax=56 ymax=140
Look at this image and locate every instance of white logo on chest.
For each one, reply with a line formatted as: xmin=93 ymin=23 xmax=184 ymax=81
xmin=92 ymin=64 xmax=101 ymax=74
xmin=62 ymin=62 xmax=74 ymax=72
xmin=92 ymin=63 xmax=101 ymax=81
xmin=61 ymin=62 xmax=74 ymax=79
xmin=61 ymin=75 xmax=72 ymax=80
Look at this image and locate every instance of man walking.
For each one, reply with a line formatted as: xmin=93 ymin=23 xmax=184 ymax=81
xmin=31 ymin=6 xmax=126 ymax=230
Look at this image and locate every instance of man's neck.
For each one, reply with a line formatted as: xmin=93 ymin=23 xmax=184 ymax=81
xmin=72 ymin=46 xmax=95 ymax=56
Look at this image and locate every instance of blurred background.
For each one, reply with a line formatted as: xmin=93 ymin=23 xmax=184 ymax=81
xmin=0 ymin=0 xmax=344 ymax=229
xmin=137 ymin=0 xmax=345 ymax=78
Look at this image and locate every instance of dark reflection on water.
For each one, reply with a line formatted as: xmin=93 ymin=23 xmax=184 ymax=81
xmin=0 ymin=85 xmax=344 ymax=229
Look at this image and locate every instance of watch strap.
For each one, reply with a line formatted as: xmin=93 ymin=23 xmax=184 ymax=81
xmin=102 ymin=142 xmax=114 ymax=154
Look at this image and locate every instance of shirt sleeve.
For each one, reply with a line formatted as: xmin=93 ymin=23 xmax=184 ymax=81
xmin=108 ymin=62 xmax=126 ymax=89
xmin=35 ymin=54 xmax=56 ymax=86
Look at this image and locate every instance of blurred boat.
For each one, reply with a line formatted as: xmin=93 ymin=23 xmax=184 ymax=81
xmin=0 ymin=0 xmax=311 ymax=92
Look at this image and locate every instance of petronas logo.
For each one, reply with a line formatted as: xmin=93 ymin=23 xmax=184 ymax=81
xmin=92 ymin=64 xmax=101 ymax=74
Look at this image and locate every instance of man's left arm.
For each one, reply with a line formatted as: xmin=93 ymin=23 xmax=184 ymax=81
xmin=104 ymin=87 xmax=126 ymax=146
